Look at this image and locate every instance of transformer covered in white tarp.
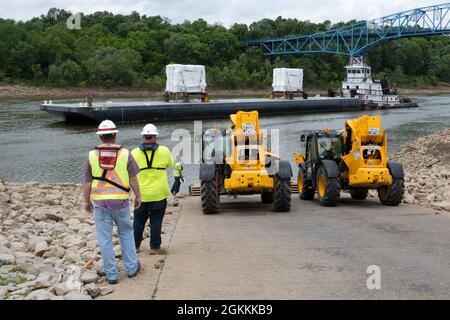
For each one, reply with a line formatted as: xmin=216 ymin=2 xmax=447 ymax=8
xmin=165 ymin=64 xmax=207 ymax=93
xmin=272 ymin=68 xmax=303 ymax=92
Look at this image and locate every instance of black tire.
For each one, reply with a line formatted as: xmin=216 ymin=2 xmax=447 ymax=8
xmin=261 ymin=191 xmax=274 ymax=204
xmin=316 ymin=166 xmax=340 ymax=207
xmin=201 ymin=179 xmax=219 ymax=214
xmin=298 ymin=171 xmax=314 ymax=200
xmin=350 ymin=188 xmax=369 ymax=200
xmin=378 ymin=178 xmax=404 ymax=206
xmin=273 ymin=177 xmax=291 ymax=212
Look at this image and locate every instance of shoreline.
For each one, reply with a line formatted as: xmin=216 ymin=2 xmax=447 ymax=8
xmin=0 ymin=128 xmax=449 ymax=300
xmin=0 ymin=83 xmax=449 ymax=100
xmin=0 ymin=179 xmax=185 ymax=300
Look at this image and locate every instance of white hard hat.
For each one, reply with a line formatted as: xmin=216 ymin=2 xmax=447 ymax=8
xmin=141 ymin=123 xmax=159 ymax=136
xmin=96 ymin=120 xmax=119 ymax=135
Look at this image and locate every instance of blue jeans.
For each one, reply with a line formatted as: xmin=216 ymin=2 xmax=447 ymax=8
xmin=171 ymin=177 xmax=181 ymax=194
xmin=133 ymin=200 xmax=167 ymax=250
xmin=94 ymin=205 xmax=138 ymax=280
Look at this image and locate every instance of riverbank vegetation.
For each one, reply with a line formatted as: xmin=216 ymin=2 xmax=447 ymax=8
xmin=0 ymin=8 xmax=449 ymax=91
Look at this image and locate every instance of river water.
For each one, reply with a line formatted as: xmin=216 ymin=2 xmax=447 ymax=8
xmin=0 ymin=94 xmax=449 ymax=192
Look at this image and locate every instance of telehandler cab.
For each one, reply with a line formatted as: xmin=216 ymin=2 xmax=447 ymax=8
xmin=294 ymin=115 xmax=404 ymax=206
xmin=199 ymin=111 xmax=292 ymax=214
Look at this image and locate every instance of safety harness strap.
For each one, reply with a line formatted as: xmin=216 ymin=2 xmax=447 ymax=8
xmin=141 ymin=147 xmax=166 ymax=171
xmin=92 ymin=169 xmax=131 ymax=192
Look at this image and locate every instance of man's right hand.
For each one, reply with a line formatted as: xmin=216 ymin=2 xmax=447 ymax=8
xmin=134 ymin=197 xmax=142 ymax=210
xmin=84 ymin=202 xmax=93 ymax=213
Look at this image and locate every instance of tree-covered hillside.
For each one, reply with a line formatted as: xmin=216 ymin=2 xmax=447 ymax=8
xmin=0 ymin=8 xmax=449 ymax=90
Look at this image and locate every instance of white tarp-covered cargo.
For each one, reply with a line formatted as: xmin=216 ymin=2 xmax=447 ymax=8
xmin=165 ymin=64 xmax=207 ymax=93
xmin=272 ymin=68 xmax=303 ymax=92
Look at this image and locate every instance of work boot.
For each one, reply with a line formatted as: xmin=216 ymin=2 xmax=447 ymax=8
xmin=149 ymin=248 xmax=167 ymax=255
xmin=128 ymin=260 xmax=142 ymax=279
xmin=107 ymin=279 xmax=118 ymax=285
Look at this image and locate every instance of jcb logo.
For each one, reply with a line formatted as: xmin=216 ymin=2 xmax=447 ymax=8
xmin=366 ymin=265 xmax=381 ymax=290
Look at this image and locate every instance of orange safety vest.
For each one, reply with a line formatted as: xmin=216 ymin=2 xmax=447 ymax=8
xmin=89 ymin=144 xmax=130 ymax=200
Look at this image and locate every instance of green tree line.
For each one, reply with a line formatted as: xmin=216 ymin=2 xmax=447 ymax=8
xmin=0 ymin=8 xmax=449 ymax=90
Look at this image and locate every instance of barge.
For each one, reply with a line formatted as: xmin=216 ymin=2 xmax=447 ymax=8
xmin=40 ymin=97 xmax=363 ymax=124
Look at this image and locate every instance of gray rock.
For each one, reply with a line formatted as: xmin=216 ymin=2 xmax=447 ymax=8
xmin=32 ymin=272 xmax=52 ymax=289
xmin=0 ymin=235 xmax=10 ymax=248
xmin=425 ymin=193 xmax=436 ymax=202
xmin=66 ymin=218 xmax=80 ymax=226
xmin=34 ymin=264 xmax=55 ymax=275
xmin=0 ymin=252 xmax=15 ymax=265
xmin=5 ymin=285 xmax=18 ymax=292
xmin=31 ymin=209 xmax=62 ymax=222
xmin=0 ymin=193 xmax=10 ymax=203
xmin=434 ymin=201 xmax=450 ymax=212
xmin=14 ymin=251 xmax=34 ymax=262
xmin=99 ymin=285 xmax=113 ymax=296
xmin=63 ymin=292 xmax=92 ymax=300
xmin=10 ymin=192 xmax=24 ymax=202
xmin=10 ymin=287 xmax=29 ymax=296
xmin=16 ymin=280 xmax=35 ymax=290
xmin=85 ymin=240 xmax=98 ymax=250
xmin=81 ymin=251 xmax=97 ymax=262
xmin=34 ymin=241 xmax=49 ymax=257
xmin=24 ymin=289 xmax=55 ymax=300
xmin=84 ymin=283 xmax=100 ymax=298
xmin=42 ymin=246 xmax=65 ymax=259
xmin=53 ymin=282 xmax=81 ymax=296
xmin=20 ymin=223 xmax=34 ymax=230
xmin=403 ymin=194 xmax=415 ymax=205
xmin=113 ymin=245 xmax=121 ymax=257
xmin=3 ymin=220 xmax=17 ymax=227
xmin=64 ymin=251 xmax=82 ymax=264
xmin=64 ymin=236 xmax=85 ymax=249
xmin=80 ymin=271 xmax=98 ymax=284
xmin=10 ymin=203 xmax=24 ymax=211
xmin=0 ymin=287 xmax=7 ymax=299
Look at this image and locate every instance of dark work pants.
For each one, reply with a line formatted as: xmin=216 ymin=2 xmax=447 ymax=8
xmin=171 ymin=177 xmax=181 ymax=195
xmin=133 ymin=199 xmax=167 ymax=250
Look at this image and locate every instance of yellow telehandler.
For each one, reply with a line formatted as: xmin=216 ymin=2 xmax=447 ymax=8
xmin=200 ymin=111 xmax=292 ymax=214
xmin=294 ymin=115 xmax=404 ymax=206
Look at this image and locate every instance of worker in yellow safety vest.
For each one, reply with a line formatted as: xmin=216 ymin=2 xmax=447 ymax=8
xmin=83 ymin=120 xmax=142 ymax=284
xmin=171 ymin=156 xmax=184 ymax=196
xmin=131 ymin=123 xmax=174 ymax=255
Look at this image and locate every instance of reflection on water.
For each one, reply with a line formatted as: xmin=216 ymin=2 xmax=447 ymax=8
xmin=0 ymin=94 xmax=449 ymax=192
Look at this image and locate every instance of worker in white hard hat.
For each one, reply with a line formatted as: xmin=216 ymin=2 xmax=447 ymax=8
xmin=131 ymin=123 xmax=174 ymax=255
xmin=83 ymin=119 xmax=142 ymax=284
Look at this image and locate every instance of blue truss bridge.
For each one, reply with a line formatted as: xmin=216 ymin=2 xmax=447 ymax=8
xmin=244 ymin=3 xmax=450 ymax=56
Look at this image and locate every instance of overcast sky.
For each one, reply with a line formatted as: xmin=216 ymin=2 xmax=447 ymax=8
xmin=0 ymin=0 xmax=442 ymax=26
